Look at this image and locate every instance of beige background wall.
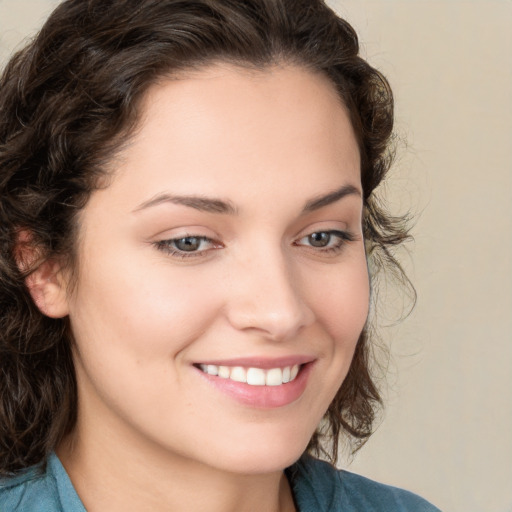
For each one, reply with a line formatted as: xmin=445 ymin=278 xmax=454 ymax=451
xmin=1 ymin=1 xmax=511 ymax=511
xmin=329 ymin=2 xmax=512 ymax=512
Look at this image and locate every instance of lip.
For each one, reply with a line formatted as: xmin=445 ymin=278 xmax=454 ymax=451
xmin=194 ymin=359 xmax=315 ymax=409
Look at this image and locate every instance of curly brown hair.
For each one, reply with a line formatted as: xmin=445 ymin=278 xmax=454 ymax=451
xmin=0 ymin=0 xmax=408 ymax=475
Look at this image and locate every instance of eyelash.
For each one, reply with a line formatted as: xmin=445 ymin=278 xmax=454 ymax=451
xmin=154 ymin=230 xmax=355 ymax=260
xmin=154 ymin=236 xmax=219 ymax=260
xmin=294 ymin=230 xmax=355 ymax=254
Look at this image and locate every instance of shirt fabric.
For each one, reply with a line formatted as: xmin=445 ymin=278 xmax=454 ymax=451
xmin=0 ymin=452 xmax=441 ymax=511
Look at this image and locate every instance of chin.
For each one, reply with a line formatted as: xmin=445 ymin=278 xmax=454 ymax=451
xmin=204 ymin=433 xmax=311 ymax=475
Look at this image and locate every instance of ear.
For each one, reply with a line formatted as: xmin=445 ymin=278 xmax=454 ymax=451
xmin=25 ymin=260 xmax=70 ymax=318
xmin=15 ymin=230 xmax=70 ymax=319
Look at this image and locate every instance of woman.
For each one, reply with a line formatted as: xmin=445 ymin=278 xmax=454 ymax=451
xmin=0 ymin=0 xmax=440 ymax=510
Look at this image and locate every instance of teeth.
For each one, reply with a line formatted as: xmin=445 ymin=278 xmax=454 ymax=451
xmin=246 ymin=367 xmax=266 ymax=386
xmin=265 ymin=368 xmax=282 ymax=386
xmin=207 ymin=365 xmax=218 ymax=376
xmin=198 ymin=363 xmax=301 ymax=386
xmin=218 ymin=365 xmax=230 ymax=379
xmin=230 ymin=366 xmax=246 ymax=383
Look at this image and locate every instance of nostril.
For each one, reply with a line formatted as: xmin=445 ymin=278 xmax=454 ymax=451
xmin=226 ymin=305 xmax=313 ymax=342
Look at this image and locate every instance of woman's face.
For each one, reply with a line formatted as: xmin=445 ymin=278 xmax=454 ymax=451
xmin=63 ymin=64 xmax=369 ymax=474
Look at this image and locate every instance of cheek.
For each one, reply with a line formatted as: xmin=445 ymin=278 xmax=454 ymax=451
xmin=301 ymin=253 xmax=369 ymax=413
xmin=66 ymin=253 xmax=225 ymax=434
xmin=68 ymin=247 xmax=223 ymax=364
xmin=306 ymin=254 xmax=370 ymax=349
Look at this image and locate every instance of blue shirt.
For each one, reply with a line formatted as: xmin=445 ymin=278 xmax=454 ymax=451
xmin=0 ymin=453 xmax=441 ymax=511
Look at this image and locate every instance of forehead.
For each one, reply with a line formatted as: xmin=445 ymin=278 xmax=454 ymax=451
xmin=100 ymin=63 xmax=361 ymax=211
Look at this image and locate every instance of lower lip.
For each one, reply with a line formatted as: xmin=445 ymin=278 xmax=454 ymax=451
xmin=195 ymin=363 xmax=313 ymax=409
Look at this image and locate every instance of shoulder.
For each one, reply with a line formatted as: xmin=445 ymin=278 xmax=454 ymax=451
xmin=0 ymin=464 xmax=57 ymax=512
xmin=287 ymin=455 xmax=442 ymax=512
xmin=0 ymin=453 xmax=84 ymax=512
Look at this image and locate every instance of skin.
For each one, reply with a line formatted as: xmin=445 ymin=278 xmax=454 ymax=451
xmin=43 ymin=63 xmax=369 ymax=512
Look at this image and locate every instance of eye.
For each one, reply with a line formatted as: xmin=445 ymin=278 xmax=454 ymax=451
xmin=172 ymin=236 xmax=207 ymax=252
xmin=306 ymin=232 xmax=333 ymax=247
xmin=295 ymin=230 xmax=355 ymax=253
xmin=154 ymin=235 xmax=220 ymax=259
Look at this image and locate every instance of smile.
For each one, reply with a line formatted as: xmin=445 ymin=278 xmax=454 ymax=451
xmin=194 ymin=357 xmax=315 ymax=408
xmin=197 ymin=364 xmax=301 ymax=386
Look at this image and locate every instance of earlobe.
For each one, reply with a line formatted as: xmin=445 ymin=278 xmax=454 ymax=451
xmin=15 ymin=230 xmax=70 ymax=319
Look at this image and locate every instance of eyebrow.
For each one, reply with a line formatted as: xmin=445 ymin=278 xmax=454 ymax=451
xmin=133 ymin=184 xmax=361 ymax=215
xmin=133 ymin=194 xmax=238 ymax=215
xmin=302 ymin=184 xmax=361 ymax=212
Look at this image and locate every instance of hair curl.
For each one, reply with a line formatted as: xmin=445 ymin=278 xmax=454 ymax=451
xmin=0 ymin=0 xmax=409 ymax=475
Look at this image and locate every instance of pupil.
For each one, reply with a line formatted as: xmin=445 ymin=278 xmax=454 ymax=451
xmin=309 ymin=232 xmax=330 ymax=247
xmin=175 ymin=237 xmax=201 ymax=251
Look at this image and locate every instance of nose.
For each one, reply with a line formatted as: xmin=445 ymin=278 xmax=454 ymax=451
xmin=224 ymin=246 xmax=315 ymax=341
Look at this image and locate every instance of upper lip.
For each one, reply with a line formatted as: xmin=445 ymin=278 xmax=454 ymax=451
xmin=193 ymin=355 xmax=315 ymax=369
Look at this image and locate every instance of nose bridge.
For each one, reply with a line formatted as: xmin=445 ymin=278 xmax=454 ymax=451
xmin=225 ymin=241 xmax=314 ymax=340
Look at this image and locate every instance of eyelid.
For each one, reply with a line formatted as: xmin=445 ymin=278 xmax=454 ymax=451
xmin=296 ymin=229 xmax=354 ymax=242
xmin=154 ymin=233 xmax=223 ymax=260
xmin=152 ymin=225 xmax=357 ymax=261
xmin=294 ymin=229 xmax=356 ymax=254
